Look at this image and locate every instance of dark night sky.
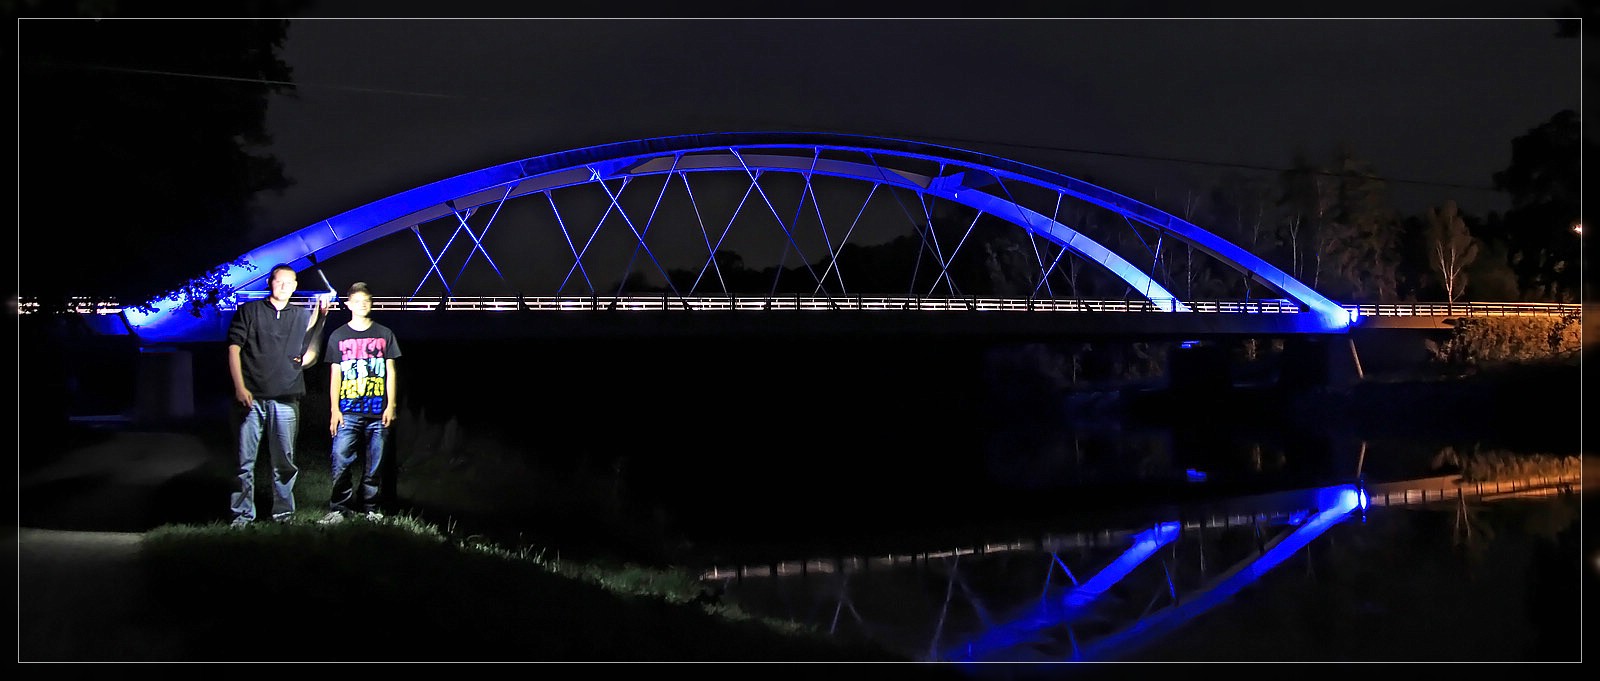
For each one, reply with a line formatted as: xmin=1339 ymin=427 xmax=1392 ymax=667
xmin=11 ymin=8 xmax=1587 ymax=286
xmin=246 ymin=16 xmax=1581 ymax=250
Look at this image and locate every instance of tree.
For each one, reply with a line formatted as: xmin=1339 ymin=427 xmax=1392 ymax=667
xmin=1463 ymin=236 xmax=1521 ymax=301
xmin=1325 ymin=147 xmax=1401 ymax=303
xmin=1277 ymin=152 xmax=1333 ymax=286
xmin=1490 ymin=110 xmax=1581 ymax=302
xmin=18 ymin=6 xmax=308 ymax=310
xmin=1207 ymin=171 xmax=1278 ymax=300
xmin=1424 ymin=200 xmax=1478 ymax=304
xmin=1278 ymin=147 xmax=1401 ymax=303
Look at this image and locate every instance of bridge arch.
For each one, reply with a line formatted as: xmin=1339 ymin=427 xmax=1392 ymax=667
xmin=125 ymin=132 xmax=1350 ymax=341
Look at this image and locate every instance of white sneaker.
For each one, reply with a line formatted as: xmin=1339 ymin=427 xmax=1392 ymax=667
xmin=229 ymin=517 xmax=251 ymax=528
xmin=318 ymin=511 xmax=346 ymax=525
xmin=364 ymin=511 xmax=384 ymax=522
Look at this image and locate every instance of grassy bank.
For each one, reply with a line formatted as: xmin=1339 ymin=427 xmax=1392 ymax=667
xmin=133 ymin=514 xmax=926 ymax=663
xmin=71 ymin=446 xmax=929 ymax=662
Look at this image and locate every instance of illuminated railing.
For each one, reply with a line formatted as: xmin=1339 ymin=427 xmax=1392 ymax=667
xmin=13 ymin=297 xmax=126 ymax=315
xmin=1343 ymin=301 xmax=1580 ymax=317
xmin=1365 ymin=473 xmax=1582 ymax=507
xmin=14 ymin=295 xmax=1581 ymax=318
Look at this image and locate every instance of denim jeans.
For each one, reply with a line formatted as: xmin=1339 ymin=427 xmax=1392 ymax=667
xmin=231 ymin=398 xmax=300 ymax=523
xmin=330 ymin=413 xmax=387 ymax=514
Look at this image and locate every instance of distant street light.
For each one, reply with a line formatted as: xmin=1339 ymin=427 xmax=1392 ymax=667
xmin=1573 ymin=222 xmax=1582 ymax=235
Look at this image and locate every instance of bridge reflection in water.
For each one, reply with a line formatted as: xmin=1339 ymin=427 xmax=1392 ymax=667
xmin=699 ymin=474 xmax=1579 ymax=663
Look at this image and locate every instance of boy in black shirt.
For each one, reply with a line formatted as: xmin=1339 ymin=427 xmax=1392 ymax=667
xmin=226 ymin=263 xmax=330 ymax=525
xmin=320 ymin=282 xmax=402 ymax=523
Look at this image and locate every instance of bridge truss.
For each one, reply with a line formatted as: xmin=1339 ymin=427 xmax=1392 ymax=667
xmin=124 ymin=132 xmax=1355 ymax=343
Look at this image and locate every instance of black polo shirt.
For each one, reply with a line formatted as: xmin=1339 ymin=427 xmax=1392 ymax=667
xmin=226 ymin=298 xmax=312 ymax=399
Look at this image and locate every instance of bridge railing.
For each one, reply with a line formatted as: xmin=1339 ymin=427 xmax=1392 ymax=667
xmin=14 ymin=295 xmax=1581 ymax=318
xmin=13 ymin=297 xmax=126 ymax=315
xmin=1341 ymin=301 xmax=1580 ymax=317
xmin=389 ymin=295 xmax=1187 ymax=312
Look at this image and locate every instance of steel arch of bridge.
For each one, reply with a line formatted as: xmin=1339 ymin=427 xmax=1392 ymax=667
xmin=124 ymin=132 xmax=1350 ymax=342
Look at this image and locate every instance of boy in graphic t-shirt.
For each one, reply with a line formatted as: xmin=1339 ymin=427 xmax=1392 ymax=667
xmin=320 ymin=281 xmax=403 ymax=523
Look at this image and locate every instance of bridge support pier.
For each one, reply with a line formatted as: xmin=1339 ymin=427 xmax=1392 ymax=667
xmin=1279 ymin=336 xmax=1363 ymax=391
xmin=135 ymin=346 xmax=194 ymax=423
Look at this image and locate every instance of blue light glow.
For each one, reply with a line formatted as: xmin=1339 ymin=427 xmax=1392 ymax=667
xmin=942 ymin=521 xmax=1180 ymax=662
xmin=1076 ymin=485 xmax=1361 ymax=662
xmin=124 ymin=132 xmax=1351 ymax=342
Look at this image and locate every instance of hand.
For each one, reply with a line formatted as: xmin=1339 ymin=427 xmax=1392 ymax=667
xmin=235 ymin=387 xmax=253 ymax=408
xmin=316 ymin=295 xmax=333 ymax=317
xmin=382 ymin=406 xmax=396 ymax=428
xmin=330 ymin=411 xmax=343 ymax=436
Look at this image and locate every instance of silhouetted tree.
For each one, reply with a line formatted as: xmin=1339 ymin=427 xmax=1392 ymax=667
xmin=1325 ymin=147 xmax=1400 ymax=303
xmin=1464 ymin=236 xmax=1521 ymax=301
xmin=1276 ymin=152 xmax=1334 ymax=285
xmin=1206 ymin=171 xmax=1279 ymax=300
xmin=18 ymin=5 xmax=309 ymax=310
xmin=1278 ymin=147 xmax=1399 ymax=303
xmin=1489 ymin=110 xmax=1581 ymax=302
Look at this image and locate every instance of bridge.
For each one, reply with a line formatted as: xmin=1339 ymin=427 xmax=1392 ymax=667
xmin=101 ymin=131 xmax=1386 ymax=344
xmin=27 ymin=131 xmax=1575 ymax=421
xmin=30 ymin=131 xmax=1572 ymax=344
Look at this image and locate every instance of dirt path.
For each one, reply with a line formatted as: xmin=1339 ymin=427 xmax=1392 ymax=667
xmin=17 ymin=430 xmax=222 ymax=661
xmin=15 ymin=528 xmax=191 ymax=660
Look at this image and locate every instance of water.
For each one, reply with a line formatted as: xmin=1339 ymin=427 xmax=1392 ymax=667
xmin=704 ymin=487 xmax=1583 ymax=663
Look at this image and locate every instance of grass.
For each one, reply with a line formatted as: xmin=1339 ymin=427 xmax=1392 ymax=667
xmin=134 ymin=513 xmax=922 ymax=663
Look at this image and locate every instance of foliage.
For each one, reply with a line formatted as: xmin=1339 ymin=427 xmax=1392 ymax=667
xmin=129 ymin=257 xmax=258 ymax=316
xmin=1488 ymin=109 xmax=1582 ymax=302
xmin=1324 ymin=148 xmax=1401 ymax=302
xmin=1428 ymin=446 xmax=1581 ymax=485
xmin=1422 ymin=314 xmax=1582 ymax=370
xmin=1461 ymin=236 xmax=1521 ymax=301
xmin=18 ymin=13 xmax=302 ymax=308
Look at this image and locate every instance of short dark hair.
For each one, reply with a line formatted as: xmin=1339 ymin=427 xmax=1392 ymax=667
xmin=347 ymin=281 xmax=371 ymax=297
xmin=268 ymin=263 xmax=297 ymax=281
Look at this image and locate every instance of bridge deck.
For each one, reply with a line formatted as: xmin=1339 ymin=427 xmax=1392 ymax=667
xmin=24 ymin=296 xmax=1577 ymax=342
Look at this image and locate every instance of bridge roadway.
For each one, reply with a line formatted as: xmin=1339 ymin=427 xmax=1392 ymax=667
xmin=40 ymin=296 xmax=1579 ymax=343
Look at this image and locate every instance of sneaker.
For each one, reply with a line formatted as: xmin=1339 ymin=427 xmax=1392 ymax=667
xmin=229 ymin=517 xmax=251 ymax=528
xmin=318 ymin=511 xmax=347 ymax=526
xmin=364 ymin=511 xmax=384 ymax=522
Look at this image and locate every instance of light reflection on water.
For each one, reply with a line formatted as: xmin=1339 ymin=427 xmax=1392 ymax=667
xmin=703 ymin=479 xmax=1583 ymax=663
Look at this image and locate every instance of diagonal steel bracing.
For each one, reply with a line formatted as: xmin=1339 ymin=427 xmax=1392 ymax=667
xmin=126 ymin=132 xmax=1351 ymax=343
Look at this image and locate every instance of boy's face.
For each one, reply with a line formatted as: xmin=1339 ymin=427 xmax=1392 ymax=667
xmin=346 ymin=291 xmax=372 ymax=317
xmin=269 ymin=269 xmax=297 ymax=302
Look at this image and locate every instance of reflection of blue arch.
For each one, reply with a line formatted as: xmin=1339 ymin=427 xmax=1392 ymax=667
xmin=1077 ymin=486 xmax=1363 ymax=662
xmin=944 ymin=485 xmax=1364 ymax=663
xmin=125 ymin=132 xmax=1350 ymax=342
xmin=942 ymin=521 xmax=1182 ymax=662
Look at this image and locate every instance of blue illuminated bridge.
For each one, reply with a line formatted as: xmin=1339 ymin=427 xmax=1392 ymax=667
xmin=62 ymin=132 xmax=1576 ymax=343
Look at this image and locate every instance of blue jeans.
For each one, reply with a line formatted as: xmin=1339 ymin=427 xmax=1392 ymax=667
xmin=330 ymin=414 xmax=388 ymax=514
xmin=231 ymin=398 xmax=300 ymax=523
